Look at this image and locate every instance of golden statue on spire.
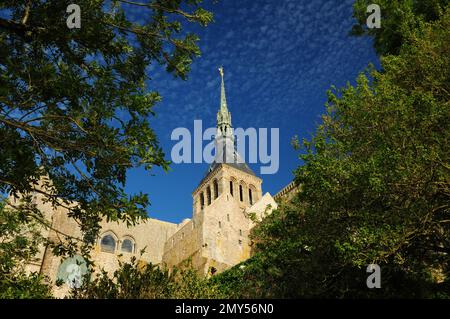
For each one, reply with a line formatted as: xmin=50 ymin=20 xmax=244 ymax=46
xmin=218 ymin=66 xmax=224 ymax=79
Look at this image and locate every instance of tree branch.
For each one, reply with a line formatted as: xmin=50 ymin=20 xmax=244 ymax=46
xmin=117 ymin=0 xmax=199 ymax=21
xmin=21 ymin=0 xmax=32 ymax=25
xmin=0 ymin=17 xmax=45 ymax=37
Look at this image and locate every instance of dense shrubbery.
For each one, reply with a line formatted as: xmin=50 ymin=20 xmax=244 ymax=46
xmin=71 ymin=257 xmax=224 ymax=299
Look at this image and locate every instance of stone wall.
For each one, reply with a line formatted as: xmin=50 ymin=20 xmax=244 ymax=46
xmin=12 ymin=165 xmax=284 ymax=297
xmin=162 ymin=216 xmax=204 ymax=271
xmin=96 ymin=218 xmax=178 ymax=266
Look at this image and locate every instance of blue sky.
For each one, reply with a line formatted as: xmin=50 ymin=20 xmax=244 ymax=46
xmin=125 ymin=0 xmax=380 ymax=223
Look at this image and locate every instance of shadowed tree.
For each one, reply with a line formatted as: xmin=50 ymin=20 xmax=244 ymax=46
xmin=351 ymin=0 xmax=448 ymax=55
xmin=0 ymin=0 xmax=212 ymax=261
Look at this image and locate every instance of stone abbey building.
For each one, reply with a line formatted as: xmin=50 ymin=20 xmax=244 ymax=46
xmin=22 ymin=69 xmax=293 ymax=297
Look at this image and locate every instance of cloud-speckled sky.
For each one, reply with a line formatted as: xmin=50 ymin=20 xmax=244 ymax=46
xmin=125 ymin=0 xmax=380 ymax=223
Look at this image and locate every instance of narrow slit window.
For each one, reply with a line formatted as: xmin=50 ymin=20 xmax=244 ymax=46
xmin=200 ymin=192 xmax=205 ymax=209
xmin=207 ymin=187 xmax=211 ymax=205
xmin=213 ymin=180 xmax=219 ymax=199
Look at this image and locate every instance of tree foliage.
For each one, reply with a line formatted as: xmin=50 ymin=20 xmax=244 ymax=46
xmin=0 ymin=199 xmax=52 ymax=298
xmin=71 ymin=256 xmax=223 ymax=299
xmin=0 ymin=0 xmax=212 ymax=298
xmin=351 ymin=0 xmax=448 ymax=55
xmin=0 ymin=0 xmax=212 ymax=254
xmin=215 ymin=5 xmax=450 ymax=298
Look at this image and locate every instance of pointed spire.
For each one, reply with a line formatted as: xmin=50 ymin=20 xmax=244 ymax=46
xmin=216 ymin=66 xmax=233 ymax=138
xmin=218 ymin=66 xmax=228 ymax=111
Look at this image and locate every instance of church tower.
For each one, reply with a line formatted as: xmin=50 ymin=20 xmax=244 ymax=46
xmin=190 ymin=67 xmax=263 ymax=273
xmin=162 ymin=67 xmax=275 ymax=276
xmin=193 ymin=67 xmax=262 ymax=216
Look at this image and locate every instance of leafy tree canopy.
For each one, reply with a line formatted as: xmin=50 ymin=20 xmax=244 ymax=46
xmin=217 ymin=5 xmax=450 ymax=298
xmin=0 ymin=0 xmax=212 ymax=257
xmin=351 ymin=0 xmax=448 ymax=55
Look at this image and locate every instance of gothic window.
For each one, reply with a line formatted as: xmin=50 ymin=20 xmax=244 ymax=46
xmin=100 ymin=235 xmax=116 ymax=253
xmin=249 ymin=185 xmax=258 ymax=203
xmin=121 ymin=239 xmax=134 ymax=253
xmin=227 ymin=214 xmax=230 ymax=222
xmin=239 ymin=185 xmax=243 ymax=202
xmin=239 ymin=229 xmax=243 ymax=236
xmin=249 ymin=188 xmax=253 ymax=205
xmin=219 ymin=221 xmax=222 ymax=228
xmin=229 ymin=180 xmax=233 ymax=196
xmin=200 ymin=192 xmax=205 ymax=209
xmin=207 ymin=186 xmax=211 ymax=205
xmin=213 ymin=179 xmax=219 ymax=199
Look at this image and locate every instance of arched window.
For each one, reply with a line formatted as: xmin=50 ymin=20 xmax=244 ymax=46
xmin=213 ymin=180 xmax=219 ymax=199
xmin=100 ymin=234 xmax=116 ymax=253
xmin=121 ymin=239 xmax=134 ymax=253
xmin=239 ymin=185 xmax=243 ymax=202
xmin=207 ymin=186 xmax=211 ymax=205
xmin=249 ymin=188 xmax=253 ymax=205
xmin=200 ymin=192 xmax=205 ymax=209
xmin=249 ymin=185 xmax=258 ymax=203
xmin=229 ymin=180 xmax=233 ymax=196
